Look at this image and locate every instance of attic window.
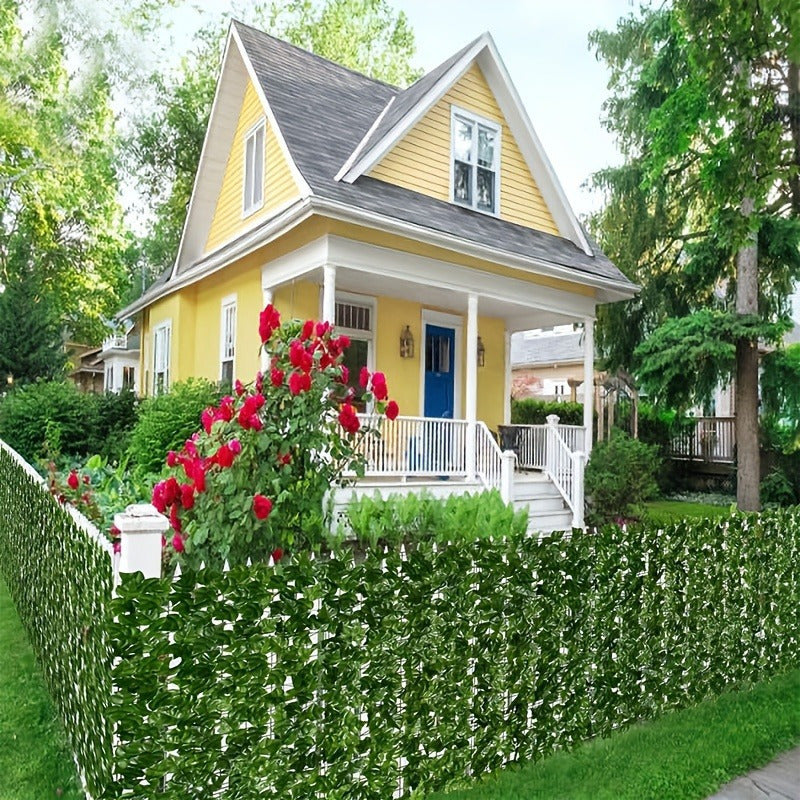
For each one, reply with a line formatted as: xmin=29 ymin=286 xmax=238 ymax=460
xmin=451 ymin=107 xmax=500 ymax=214
xmin=243 ymin=119 xmax=265 ymax=215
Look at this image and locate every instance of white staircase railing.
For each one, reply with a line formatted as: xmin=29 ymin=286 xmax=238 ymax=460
xmin=475 ymin=421 xmax=504 ymax=493
xmin=543 ymin=415 xmax=586 ymax=528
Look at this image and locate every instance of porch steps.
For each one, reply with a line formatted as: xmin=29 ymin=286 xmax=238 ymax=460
xmin=512 ymin=472 xmax=573 ymax=535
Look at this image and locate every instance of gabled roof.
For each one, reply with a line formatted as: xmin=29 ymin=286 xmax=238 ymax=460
xmin=511 ymin=331 xmax=584 ymax=367
xmin=138 ymin=21 xmax=636 ymax=315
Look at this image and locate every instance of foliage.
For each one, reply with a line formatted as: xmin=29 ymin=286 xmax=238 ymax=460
xmin=641 ymin=499 xmax=733 ymax=526
xmin=0 ymin=577 xmax=84 ymax=800
xmin=130 ymin=0 xmax=421 ymax=278
xmin=0 ymin=442 xmax=112 ymax=796
xmin=510 ymin=398 xmax=584 ymax=426
xmin=93 ymin=388 xmax=139 ymax=463
xmin=427 ymin=669 xmax=800 ymax=800
xmin=0 ymin=381 xmax=94 ymax=462
xmin=637 ymin=402 xmax=688 ymax=452
xmin=0 ymin=2 xmax=133 ymax=341
xmin=760 ymin=468 xmax=798 ymax=508
xmin=126 ymin=378 xmax=220 ymax=475
xmin=341 ymin=490 xmax=528 ymax=548
xmin=152 ymin=308 xmax=398 ymax=569
xmin=761 ymin=343 xmax=800 ymax=452
xmin=107 ymin=512 xmax=800 ymax=797
xmin=585 ymin=431 xmax=660 ymax=523
xmin=633 ymin=310 xmax=789 ymax=409
xmin=0 ymin=271 xmax=66 ymax=384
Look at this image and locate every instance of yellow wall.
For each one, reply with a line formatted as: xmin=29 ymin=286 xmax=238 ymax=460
xmin=144 ymin=292 xmax=196 ymax=391
xmin=476 ymin=315 xmax=506 ymax=432
xmin=369 ymin=63 xmax=558 ymax=235
xmin=205 ymin=80 xmax=300 ymax=253
xmin=376 ymin=296 xmax=422 ymax=418
xmin=273 ymin=279 xmax=319 ymax=322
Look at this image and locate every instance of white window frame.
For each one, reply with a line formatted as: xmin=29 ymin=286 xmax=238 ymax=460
xmin=219 ymin=294 xmax=237 ymax=384
xmin=152 ymin=320 xmax=172 ymax=396
xmin=449 ymin=105 xmax=502 ymax=216
xmin=242 ymin=118 xmax=266 ymax=217
xmin=329 ymin=291 xmax=377 ymax=399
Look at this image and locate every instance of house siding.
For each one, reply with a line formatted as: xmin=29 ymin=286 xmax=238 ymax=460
xmin=205 ymin=79 xmax=300 ymax=253
xmin=369 ymin=63 xmax=559 ymax=236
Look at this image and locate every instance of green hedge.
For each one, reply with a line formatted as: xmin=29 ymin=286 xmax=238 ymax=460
xmin=0 ymin=441 xmax=112 ymax=796
xmin=107 ymin=513 xmax=800 ymax=799
xmin=511 ymin=397 xmax=585 ymax=426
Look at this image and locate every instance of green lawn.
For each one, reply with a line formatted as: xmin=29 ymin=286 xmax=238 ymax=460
xmin=0 ymin=576 xmax=84 ymax=800
xmin=642 ymin=499 xmax=734 ymax=525
xmin=428 ymin=669 xmax=800 ymax=800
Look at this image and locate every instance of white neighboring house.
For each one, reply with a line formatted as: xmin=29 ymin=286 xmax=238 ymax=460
xmin=95 ymin=323 xmax=140 ymax=394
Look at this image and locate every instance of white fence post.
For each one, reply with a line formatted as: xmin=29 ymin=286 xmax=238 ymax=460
xmin=545 ymin=414 xmax=560 ymax=474
xmin=571 ymin=452 xmax=586 ymax=529
xmin=114 ymin=503 xmax=169 ymax=580
xmin=500 ymin=450 xmax=516 ymax=504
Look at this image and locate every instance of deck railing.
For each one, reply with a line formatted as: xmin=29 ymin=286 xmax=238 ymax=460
xmin=669 ymin=417 xmax=735 ymax=464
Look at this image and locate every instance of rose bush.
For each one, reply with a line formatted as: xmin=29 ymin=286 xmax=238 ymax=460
xmin=152 ymin=305 xmax=397 ymax=570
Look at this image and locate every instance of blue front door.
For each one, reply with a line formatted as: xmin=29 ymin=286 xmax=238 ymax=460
xmin=424 ymin=324 xmax=455 ymax=419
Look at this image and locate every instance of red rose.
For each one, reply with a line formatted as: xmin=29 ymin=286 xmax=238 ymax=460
xmin=278 ymin=453 xmax=291 ymax=466
xmin=385 ymin=400 xmax=399 ymax=421
xmin=180 ymin=483 xmax=195 ymax=510
xmin=338 ymin=365 xmax=349 ymax=384
xmin=109 ymin=524 xmax=120 ymax=538
xmin=253 ymin=494 xmax=273 ymax=520
xmin=193 ymin=465 xmax=206 ymax=494
xmin=315 ymin=321 xmax=330 ymax=337
xmin=234 ymin=379 xmax=245 ymax=397
xmin=271 ymin=548 xmax=283 ymax=563
xmin=259 ymin=304 xmax=281 ymax=343
xmin=67 ymin=470 xmax=79 ymax=490
xmin=82 ymin=474 xmax=90 ymax=485
xmin=359 ymin=366 xmax=370 ymax=388
xmin=152 ymin=481 xmax=167 ymax=513
xmin=301 ymin=319 xmax=314 ymax=341
xmin=270 ymin=367 xmax=284 ymax=387
xmin=255 ymin=371 xmax=264 ymax=393
xmin=289 ymin=370 xmax=311 ymax=395
xmin=230 ymin=439 xmax=242 ymax=455
xmin=169 ymin=503 xmax=182 ymax=533
xmin=338 ymin=403 xmax=360 ymax=434
xmin=167 ymin=450 xmax=180 ymax=468
xmin=172 ymin=533 xmax=185 ymax=553
xmin=201 ymin=407 xmax=215 ymax=434
xmin=371 ymin=372 xmax=388 ymax=401
xmin=216 ymin=444 xmax=234 ymax=469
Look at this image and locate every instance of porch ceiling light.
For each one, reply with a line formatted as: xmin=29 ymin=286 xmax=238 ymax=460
xmin=400 ymin=325 xmax=415 ymax=359
xmin=477 ymin=335 xmax=486 ymax=368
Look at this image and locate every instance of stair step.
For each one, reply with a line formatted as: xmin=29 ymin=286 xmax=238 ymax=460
xmin=514 ymin=496 xmax=566 ymax=513
xmin=526 ymin=510 xmax=573 ymax=534
xmin=513 ymin=483 xmax=563 ymax=501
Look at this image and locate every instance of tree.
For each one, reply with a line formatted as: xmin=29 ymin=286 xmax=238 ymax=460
xmin=0 ymin=0 xmax=132 ymax=342
xmin=129 ymin=0 xmax=421 ymax=280
xmin=590 ymin=1 xmax=800 ymax=510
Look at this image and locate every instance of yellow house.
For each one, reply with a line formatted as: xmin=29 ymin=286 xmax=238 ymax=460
xmin=121 ymin=21 xmax=636 ymax=530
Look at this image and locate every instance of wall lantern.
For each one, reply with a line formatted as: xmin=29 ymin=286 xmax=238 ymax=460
xmin=5 ymin=374 xmax=12 ymax=386
xmin=400 ymin=325 xmax=415 ymax=359
xmin=477 ymin=336 xmax=486 ymax=368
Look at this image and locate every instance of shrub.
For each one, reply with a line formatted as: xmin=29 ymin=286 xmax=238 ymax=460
xmin=0 ymin=381 xmax=96 ymax=461
xmin=90 ymin=389 xmax=139 ymax=463
xmin=511 ymin=398 xmax=584 ymax=426
xmin=127 ymin=379 xmax=220 ymax=475
xmin=341 ymin=490 xmax=528 ymax=548
xmin=585 ymin=431 xmax=660 ymax=524
xmin=760 ymin=467 xmax=797 ymax=508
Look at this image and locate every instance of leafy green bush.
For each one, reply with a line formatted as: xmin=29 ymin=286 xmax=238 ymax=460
xmin=91 ymin=389 xmax=139 ymax=463
xmin=341 ymin=490 xmax=528 ymax=548
xmin=585 ymin=431 xmax=661 ymax=523
xmin=760 ymin=467 xmax=797 ymax=508
xmin=0 ymin=381 xmax=96 ymax=461
xmin=511 ymin=398 xmax=584 ymax=426
xmin=126 ymin=378 xmax=220 ymax=474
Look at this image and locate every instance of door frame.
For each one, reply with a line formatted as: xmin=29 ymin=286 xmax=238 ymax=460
xmin=419 ymin=309 xmax=463 ymax=419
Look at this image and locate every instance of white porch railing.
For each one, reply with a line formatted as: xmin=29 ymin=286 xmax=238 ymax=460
xmin=669 ymin=417 xmax=735 ymax=464
xmin=355 ymin=415 xmax=516 ymax=502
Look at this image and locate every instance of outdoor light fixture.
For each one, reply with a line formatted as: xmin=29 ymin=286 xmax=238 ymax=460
xmin=6 ymin=374 xmax=13 ymax=386
xmin=477 ymin=336 xmax=486 ymax=367
xmin=400 ymin=325 xmax=415 ymax=358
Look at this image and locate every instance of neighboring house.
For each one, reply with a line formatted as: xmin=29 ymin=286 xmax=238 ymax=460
xmin=65 ymin=342 xmax=104 ymax=394
xmin=94 ymin=323 xmax=141 ymax=394
xmin=511 ymin=326 xmax=594 ymax=402
xmin=119 ymin=22 xmax=636 ymax=530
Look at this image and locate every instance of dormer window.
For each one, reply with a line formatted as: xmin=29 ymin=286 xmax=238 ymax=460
xmin=243 ymin=119 xmax=265 ymax=215
xmin=451 ymin=107 xmax=500 ymax=215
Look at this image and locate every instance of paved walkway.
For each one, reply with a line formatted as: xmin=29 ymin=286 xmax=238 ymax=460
xmin=707 ymin=746 xmax=800 ymax=799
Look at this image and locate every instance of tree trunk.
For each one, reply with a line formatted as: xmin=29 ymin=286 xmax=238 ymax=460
xmin=735 ymin=196 xmax=760 ymax=511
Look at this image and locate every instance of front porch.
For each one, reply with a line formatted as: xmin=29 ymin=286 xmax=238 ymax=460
xmin=335 ymin=414 xmax=588 ymax=533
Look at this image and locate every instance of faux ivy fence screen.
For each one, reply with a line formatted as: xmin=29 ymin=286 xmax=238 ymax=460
xmin=1 ymin=434 xmax=799 ymax=799
xmin=107 ymin=515 xmax=800 ymax=799
xmin=0 ymin=441 xmax=113 ymax=796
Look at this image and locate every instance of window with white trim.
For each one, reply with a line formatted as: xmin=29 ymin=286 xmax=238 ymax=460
xmin=451 ymin=107 xmax=500 ymax=214
xmin=335 ymin=295 xmax=375 ymax=407
xmin=153 ymin=322 xmax=171 ymax=396
xmin=220 ymin=297 xmax=237 ymax=386
xmin=243 ymin=120 xmax=265 ymax=215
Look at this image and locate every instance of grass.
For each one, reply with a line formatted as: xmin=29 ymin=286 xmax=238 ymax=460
xmin=641 ymin=498 xmax=734 ymax=524
xmin=427 ymin=669 xmax=800 ymax=800
xmin=0 ymin=576 xmax=84 ymax=800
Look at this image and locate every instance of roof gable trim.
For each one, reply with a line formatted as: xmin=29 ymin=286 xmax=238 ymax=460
xmin=334 ymin=95 xmax=396 ymax=181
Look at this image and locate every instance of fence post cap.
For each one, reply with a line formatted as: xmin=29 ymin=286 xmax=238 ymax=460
xmin=114 ymin=503 xmax=170 ymax=534
xmin=546 ymin=414 xmax=560 ymax=426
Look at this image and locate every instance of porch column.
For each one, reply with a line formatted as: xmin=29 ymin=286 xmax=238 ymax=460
xmin=466 ymin=293 xmax=478 ymax=481
xmin=503 ymin=328 xmax=511 ymax=425
xmin=583 ymin=317 xmax=594 ymax=454
xmin=260 ymin=286 xmax=273 ymax=373
xmin=322 ymin=265 xmax=336 ymax=324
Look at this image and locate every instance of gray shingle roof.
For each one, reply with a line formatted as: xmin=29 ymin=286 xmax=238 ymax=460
xmin=231 ymin=22 xmax=634 ymax=289
xmin=511 ymin=331 xmax=584 ymax=367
